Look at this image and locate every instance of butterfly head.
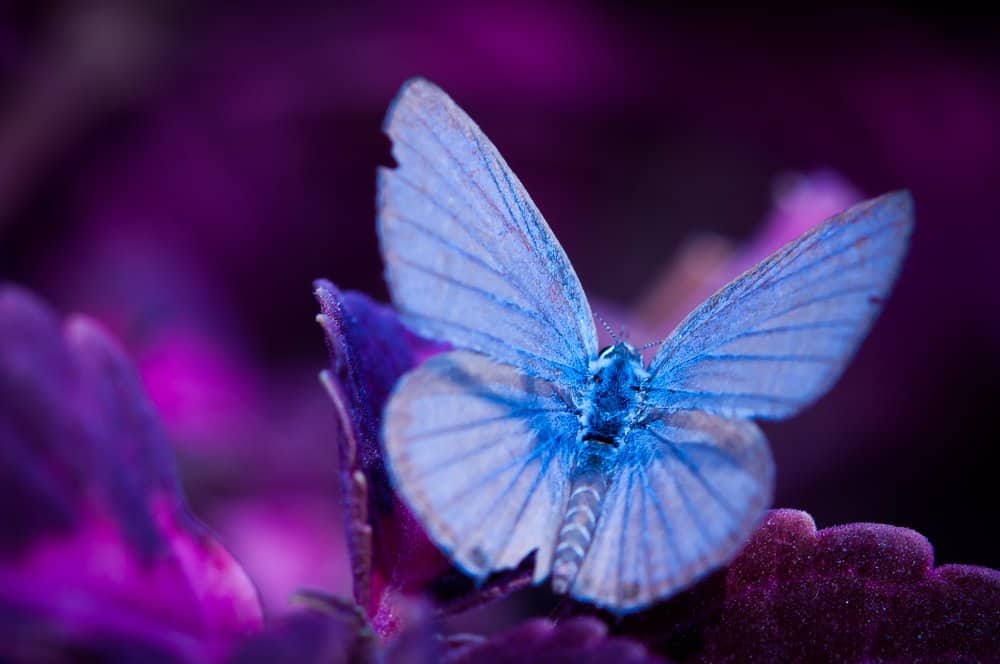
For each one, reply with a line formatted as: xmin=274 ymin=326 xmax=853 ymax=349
xmin=595 ymin=342 xmax=643 ymax=369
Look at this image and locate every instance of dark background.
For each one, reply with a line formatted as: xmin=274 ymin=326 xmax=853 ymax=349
xmin=1 ymin=2 xmax=998 ymax=612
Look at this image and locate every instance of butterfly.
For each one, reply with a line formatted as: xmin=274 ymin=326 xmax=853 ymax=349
xmin=376 ymin=78 xmax=913 ymax=613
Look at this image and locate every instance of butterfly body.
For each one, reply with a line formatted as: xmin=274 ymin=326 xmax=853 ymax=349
xmin=549 ymin=343 xmax=649 ymax=594
xmin=376 ymin=78 xmax=913 ymax=612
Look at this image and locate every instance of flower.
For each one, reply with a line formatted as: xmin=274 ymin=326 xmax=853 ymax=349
xmin=0 ymin=286 xmax=262 ymax=661
xmin=0 ymin=228 xmax=996 ymax=661
xmin=313 ymin=278 xmax=1000 ymax=662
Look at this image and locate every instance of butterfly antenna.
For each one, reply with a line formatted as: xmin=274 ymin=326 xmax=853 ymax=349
xmin=636 ymin=338 xmax=664 ymax=352
xmin=594 ymin=312 xmax=620 ymax=343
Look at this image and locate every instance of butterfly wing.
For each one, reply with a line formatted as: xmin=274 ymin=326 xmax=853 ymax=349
xmin=646 ymin=191 xmax=914 ymax=419
xmin=378 ymin=79 xmax=597 ymax=385
xmin=572 ymin=410 xmax=773 ymax=611
xmin=383 ymin=350 xmax=578 ymax=579
xmin=572 ymin=192 xmax=912 ymax=611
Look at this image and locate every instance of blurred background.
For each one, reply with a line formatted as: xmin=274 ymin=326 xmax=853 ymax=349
xmin=1 ymin=2 xmax=998 ymax=617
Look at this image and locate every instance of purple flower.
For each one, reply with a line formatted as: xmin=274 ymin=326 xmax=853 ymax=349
xmin=314 ymin=280 xmax=454 ymax=634
xmin=313 ymin=277 xmax=1000 ymax=662
xmin=0 ymin=285 xmax=262 ymax=661
xmin=3 ymin=5 xmax=999 ymax=661
xmin=0 ymin=254 xmax=996 ymax=661
xmin=39 ymin=238 xmax=353 ymax=615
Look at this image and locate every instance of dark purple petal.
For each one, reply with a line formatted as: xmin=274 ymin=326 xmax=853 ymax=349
xmin=602 ymin=510 xmax=999 ymax=662
xmin=315 ymin=281 xmax=539 ymax=630
xmin=0 ymin=286 xmax=262 ymax=660
xmin=314 ymin=279 xmax=446 ymax=480
xmin=226 ymin=597 xmax=374 ymax=664
xmin=710 ymin=510 xmax=1000 ymax=662
xmin=225 ymin=593 xmax=446 ymax=664
xmin=382 ymin=598 xmax=442 ymax=664
xmin=446 ymin=617 xmax=666 ymax=664
xmin=314 ymin=280 xmax=451 ymax=631
xmin=433 ymin=557 xmax=537 ymax=617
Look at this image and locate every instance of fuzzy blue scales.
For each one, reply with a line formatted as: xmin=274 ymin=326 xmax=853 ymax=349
xmin=578 ymin=344 xmax=648 ymax=447
xmin=378 ymin=78 xmax=913 ymax=612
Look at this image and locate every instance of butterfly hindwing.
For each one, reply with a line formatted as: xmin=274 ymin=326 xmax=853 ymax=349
xmin=383 ymin=350 xmax=577 ymax=579
xmin=646 ymin=191 xmax=914 ymax=420
xmin=378 ymin=79 xmax=597 ymax=386
xmin=571 ymin=410 xmax=773 ymax=611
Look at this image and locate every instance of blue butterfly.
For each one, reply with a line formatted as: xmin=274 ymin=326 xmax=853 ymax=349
xmin=377 ymin=78 xmax=913 ymax=612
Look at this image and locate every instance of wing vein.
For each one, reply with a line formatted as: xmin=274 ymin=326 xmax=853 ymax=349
xmin=399 ymin=309 xmax=583 ymax=382
xmin=391 ymin=254 xmax=567 ymax=340
xmin=641 ymin=463 xmax=682 ymax=584
xmin=492 ymin=453 xmax=555 ymax=567
xmin=649 ymin=429 xmax=740 ymax=522
xmin=617 ymin=470 xmax=635 ymax=604
xmin=662 ymin=284 xmax=877 ymax=374
xmin=383 ymin=201 xmax=580 ymax=357
xmin=406 ymin=406 xmax=565 ymax=442
xmin=437 ymin=444 xmax=547 ymax=515
xmin=645 ymin=387 xmax=800 ymax=407
xmin=469 ymin=131 xmax=591 ymax=355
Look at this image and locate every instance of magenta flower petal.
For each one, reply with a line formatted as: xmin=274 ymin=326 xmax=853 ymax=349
xmin=207 ymin=493 xmax=352 ymax=616
xmin=0 ymin=286 xmax=262 ymax=660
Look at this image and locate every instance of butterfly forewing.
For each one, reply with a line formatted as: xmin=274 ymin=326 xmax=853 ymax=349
xmin=646 ymin=191 xmax=913 ymax=420
xmin=383 ymin=350 xmax=577 ymax=579
xmin=378 ymin=78 xmax=598 ymax=385
xmin=571 ymin=411 xmax=773 ymax=611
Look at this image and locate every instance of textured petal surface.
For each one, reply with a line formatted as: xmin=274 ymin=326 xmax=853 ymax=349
xmin=226 ymin=601 xmax=374 ymax=664
xmin=446 ymin=616 xmax=665 ymax=664
xmin=0 ymin=286 xmax=262 ymax=661
xmin=599 ymin=510 xmax=1000 ymax=663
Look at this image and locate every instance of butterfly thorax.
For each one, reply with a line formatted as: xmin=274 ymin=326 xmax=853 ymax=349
xmin=577 ymin=343 xmax=648 ymax=447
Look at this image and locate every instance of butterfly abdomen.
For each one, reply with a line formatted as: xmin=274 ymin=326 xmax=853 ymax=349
xmin=551 ymin=450 xmax=610 ymax=594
